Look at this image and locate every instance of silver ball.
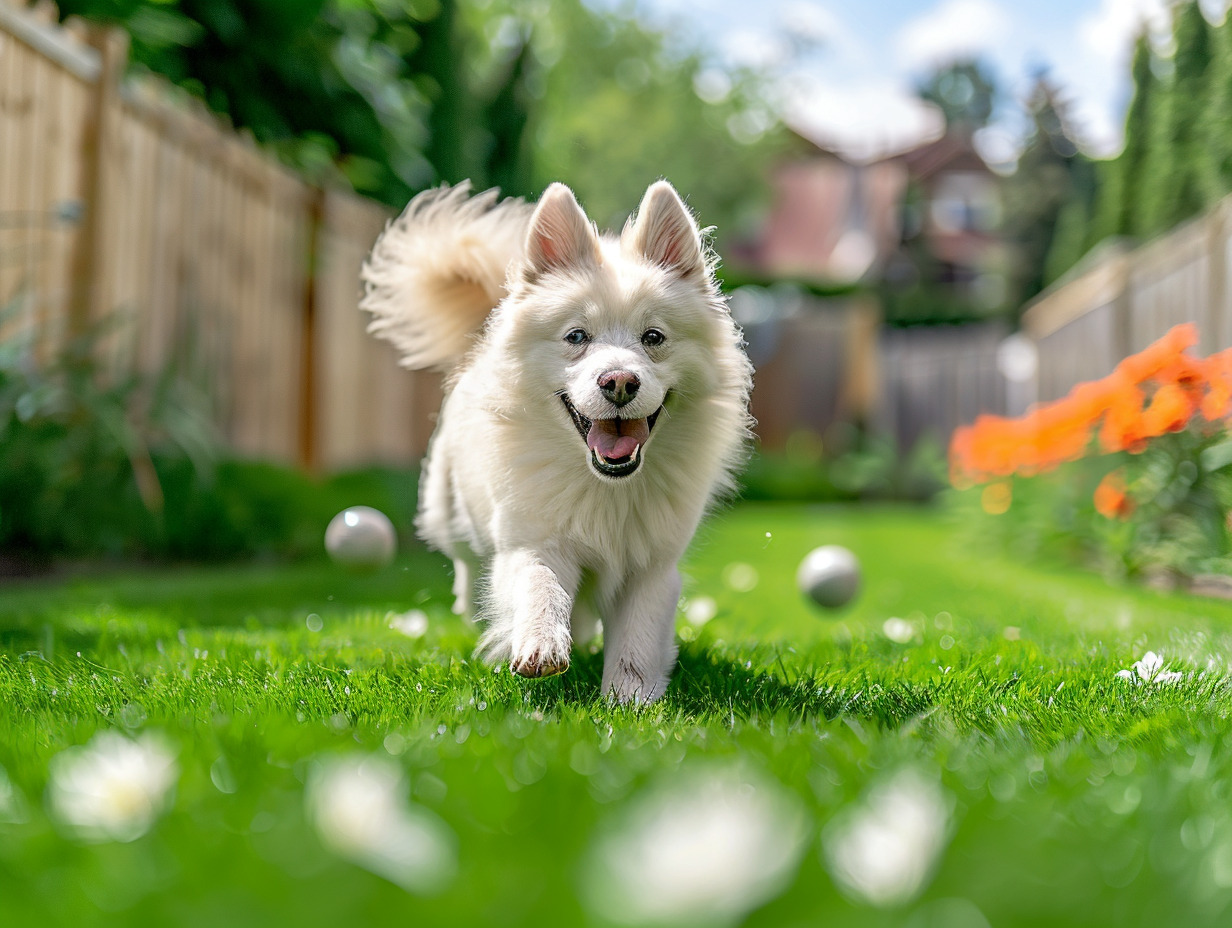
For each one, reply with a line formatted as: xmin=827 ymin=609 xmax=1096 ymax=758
xmin=325 ymin=506 xmax=396 ymax=570
xmin=797 ymin=545 xmax=860 ymax=610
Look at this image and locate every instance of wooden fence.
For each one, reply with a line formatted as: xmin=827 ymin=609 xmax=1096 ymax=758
xmin=0 ymin=1 xmax=439 ymax=471
xmin=1023 ymin=198 xmax=1232 ymax=400
xmin=742 ymin=289 xmax=1011 ymax=452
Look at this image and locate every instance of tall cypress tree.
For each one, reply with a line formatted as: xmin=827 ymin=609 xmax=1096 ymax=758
xmin=1090 ymin=32 xmax=1153 ymax=245
xmin=1005 ymin=74 xmax=1086 ymax=308
xmin=1139 ymin=1 xmax=1214 ymax=237
xmin=1202 ymin=10 xmax=1232 ymax=202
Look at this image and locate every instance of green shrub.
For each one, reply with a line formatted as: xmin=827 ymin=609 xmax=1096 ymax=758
xmin=0 ymin=299 xmax=419 ymax=564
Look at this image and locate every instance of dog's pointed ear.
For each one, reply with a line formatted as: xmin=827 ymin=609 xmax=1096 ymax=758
xmin=524 ymin=183 xmax=599 ymax=278
xmin=628 ymin=181 xmax=705 ymax=279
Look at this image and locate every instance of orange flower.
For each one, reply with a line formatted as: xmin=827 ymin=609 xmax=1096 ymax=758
xmin=1202 ymin=349 xmax=1232 ymax=421
xmin=1094 ymin=470 xmax=1133 ymax=520
xmin=1115 ymin=323 xmax=1199 ymax=384
xmin=948 ymin=324 xmax=1214 ymax=484
xmin=1140 ymin=382 xmax=1195 ymax=436
xmin=1098 ymin=384 xmax=1148 ymax=453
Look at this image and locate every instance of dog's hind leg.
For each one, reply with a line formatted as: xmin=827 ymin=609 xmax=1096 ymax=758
xmin=480 ymin=550 xmax=578 ymax=678
xmin=601 ymin=566 xmax=681 ymax=704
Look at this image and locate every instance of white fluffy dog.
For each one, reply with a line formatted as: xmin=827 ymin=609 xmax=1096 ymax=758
xmin=361 ymin=180 xmax=752 ymax=702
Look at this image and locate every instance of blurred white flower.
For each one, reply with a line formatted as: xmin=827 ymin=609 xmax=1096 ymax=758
xmin=1116 ymin=651 xmax=1183 ymax=686
xmin=722 ymin=562 xmax=759 ymax=593
xmin=387 ymin=609 xmax=429 ymax=639
xmin=581 ymin=765 xmax=808 ymax=926
xmin=824 ymin=769 xmax=952 ymax=908
xmin=47 ymin=731 xmax=178 ymax=842
xmin=882 ymin=617 xmax=916 ymax=644
xmin=306 ymin=754 xmax=455 ymax=893
xmin=684 ymin=596 xmax=717 ymax=627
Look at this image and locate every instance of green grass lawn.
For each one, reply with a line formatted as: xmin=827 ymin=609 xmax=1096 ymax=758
xmin=4 ymin=503 xmax=1232 ymax=927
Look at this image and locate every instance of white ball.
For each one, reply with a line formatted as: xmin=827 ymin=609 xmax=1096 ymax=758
xmin=325 ymin=506 xmax=396 ymax=570
xmin=797 ymin=545 xmax=860 ymax=610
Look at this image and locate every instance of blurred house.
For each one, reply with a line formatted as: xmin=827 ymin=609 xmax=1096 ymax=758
xmin=749 ymin=128 xmax=1009 ymax=318
xmin=734 ymin=127 xmax=1014 ymax=452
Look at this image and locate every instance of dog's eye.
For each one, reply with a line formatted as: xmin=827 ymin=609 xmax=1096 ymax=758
xmin=564 ymin=328 xmax=590 ymax=346
xmin=641 ymin=328 xmax=665 ymax=347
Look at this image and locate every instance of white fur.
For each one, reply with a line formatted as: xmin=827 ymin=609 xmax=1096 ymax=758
xmin=360 ymin=180 xmax=753 ymax=703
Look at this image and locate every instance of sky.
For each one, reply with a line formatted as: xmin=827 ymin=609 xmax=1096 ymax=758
xmin=624 ymin=0 xmax=1228 ymax=165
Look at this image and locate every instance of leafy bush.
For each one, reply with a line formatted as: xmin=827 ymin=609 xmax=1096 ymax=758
xmin=0 ymin=304 xmax=217 ymax=561
xmin=949 ymin=323 xmax=1232 ymax=581
xmin=0 ymin=300 xmax=420 ymax=565
xmin=740 ymin=432 xmax=946 ymax=503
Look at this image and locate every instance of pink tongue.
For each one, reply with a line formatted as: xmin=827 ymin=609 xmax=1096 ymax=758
xmin=587 ymin=417 xmax=649 ymax=461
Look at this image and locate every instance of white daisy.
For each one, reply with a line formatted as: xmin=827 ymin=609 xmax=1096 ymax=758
xmin=47 ymin=731 xmax=178 ymax=842
xmin=1116 ymin=651 xmax=1183 ymax=685
xmin=824 ymin=769 xmax=952 ymax=907
xmin=306 ymin=754 xmax=455 ymax=892
xmin=580 ymin=765 xmax=807 ymax=925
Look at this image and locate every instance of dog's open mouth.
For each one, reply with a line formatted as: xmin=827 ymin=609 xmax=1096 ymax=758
xmin=561 ymin=394 xmax=662 ymax=478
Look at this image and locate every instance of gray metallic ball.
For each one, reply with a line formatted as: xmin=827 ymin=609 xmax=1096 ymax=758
xmin=797 ymin=545 xmax=860 ymax=610
xmin=325 ymin=506 xmax=396 ymax=570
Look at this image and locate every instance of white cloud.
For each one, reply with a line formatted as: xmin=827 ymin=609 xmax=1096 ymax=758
xmin=720 ymin=29 xmax=792 ymax=70
xmin=784 ymin=75 xmax=944 ymax=161
xmin=1078 ymin=0 xmax=1170 ymax=64
xmin=895 ymin=0 xmax=1013 ymax=72
xmin=1069 ymin=0 xmax=1171 ymax=154
xmin=780 ymin=1 xmax=849 ymax=47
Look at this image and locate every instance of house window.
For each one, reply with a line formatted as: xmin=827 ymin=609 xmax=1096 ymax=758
xmin=929 ymin=172 xmax=1000 ymax=233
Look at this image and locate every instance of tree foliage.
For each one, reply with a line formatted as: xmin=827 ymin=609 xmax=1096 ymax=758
xmin=1051 ymin=3 xmax=1232 ymax=286
xmin=468 ymin=0 xmax=789 ymax=235
xmin=1138 ymin=0 xmax=1214 ymax=236
xmin=915 ymin=59 xmax=997 ymax=134
xmin=55 ymin=0 xmax=783 ymax=241
xmin=1004 ymin=74 xmax=1090 ymax=306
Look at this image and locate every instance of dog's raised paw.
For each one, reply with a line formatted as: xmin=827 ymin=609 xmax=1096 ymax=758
xmin=510 ymin=650 xmax=570 ymax=678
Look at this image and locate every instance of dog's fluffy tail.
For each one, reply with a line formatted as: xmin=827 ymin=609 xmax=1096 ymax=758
xmin=361 ymin=183 xmax=533 ymax=372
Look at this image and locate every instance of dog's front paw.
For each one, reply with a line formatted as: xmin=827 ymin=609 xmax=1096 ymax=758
xmin=510 ymin=649 xmax=570 ymax=678
xmin=510 ymin=626 xmax=572 ymax=678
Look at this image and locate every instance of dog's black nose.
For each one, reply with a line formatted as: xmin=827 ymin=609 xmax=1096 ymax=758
xmin=598 ymin=370 xmax=640 ymax=407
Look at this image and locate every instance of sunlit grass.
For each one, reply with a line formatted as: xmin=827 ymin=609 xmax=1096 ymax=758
xmin=4 ymin=504 xmax=1232 ymax=926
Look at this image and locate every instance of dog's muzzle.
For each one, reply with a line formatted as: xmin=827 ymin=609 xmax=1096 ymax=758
xmin=560 ymin=394 xmax=663 ymax=478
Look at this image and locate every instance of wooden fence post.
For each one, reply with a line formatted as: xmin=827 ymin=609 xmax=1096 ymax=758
xmin=66 ymin=24 xmax=126 ymax=336
xmin=1209 ymin=200 xmax=1229 ymax=352
xmin=298 ymin=187 xmax=325 ymax=472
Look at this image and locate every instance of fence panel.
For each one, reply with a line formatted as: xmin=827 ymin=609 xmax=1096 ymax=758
xmin=875 ymin=323 xmax=1007 ymax=450
xmin=0 ymin=4 xmax=93 ymax=351
xmin=1023 ymin=198 xmax=1232 ymax=400
xmin=0 ymin=2 xmax=440 ymax=471
xmin=314 ymin=189 xmax=440 ymax=471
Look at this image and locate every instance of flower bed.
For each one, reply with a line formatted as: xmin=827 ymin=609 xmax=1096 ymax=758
xmin=950 ymin=324 xmax=1232 ymax=583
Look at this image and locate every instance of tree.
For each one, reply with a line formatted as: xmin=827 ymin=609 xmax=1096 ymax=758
xmin=1202 ymin=9 xmax=1232 ymax=202
xmin=1004 ymin=74 xmax=1090 ymax=308
xmin=1089 ymin=32 xmax=1155 ymax=245
xmin=915 ymin=59 xmax=998 ymax=134
xmin=54 ymin=0 xmax=535 ymax=207
xmin=471 ymin=0 xmax=788 ymax=239
xmin=1138 ymin=0 xmax=1214 ymax=236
